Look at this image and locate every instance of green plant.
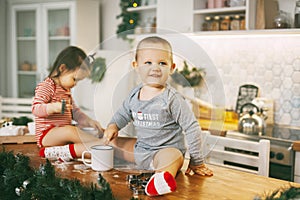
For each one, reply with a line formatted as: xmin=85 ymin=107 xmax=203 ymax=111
xmin=116 ymin=0 xmax=141 ymax=40
xmin=89 ymin=57 xmax=106 ymax=83
xmin=171 ymin=60 xmax=205 ymax=87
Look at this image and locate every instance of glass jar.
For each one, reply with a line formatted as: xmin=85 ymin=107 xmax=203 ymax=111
xmin=202 ymin=16 xmax=212 ymax=31
xmin=240 ymin=15 xmax=246 ymax=30
xmin=220 ymin=15 xmax=231 ymax=31
xmin=211 ymin=16 xmax=220 ymax=31
xmin=273 ymin=10 xmax=290 ymax=29
xmin=295 ymin=0 xmax=300 ymax=28
xmin=231 ymin=15 xmax=240 ymax=30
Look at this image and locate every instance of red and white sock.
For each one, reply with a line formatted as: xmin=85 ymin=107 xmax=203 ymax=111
xmin=145 ymin=171 xmax=177 ymax=196
xmin=39 ymin=144 xmax=76 ymax=162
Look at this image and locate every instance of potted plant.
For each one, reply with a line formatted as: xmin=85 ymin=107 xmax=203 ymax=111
xmin=89 ymin=57 xmax=106 ymax=83
xmin=171 ymin=60 xmax=205 ymax=118
xmin=171 ymin=60 xmax=205 ymax=87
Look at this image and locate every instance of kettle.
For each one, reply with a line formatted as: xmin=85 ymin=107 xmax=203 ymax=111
xmin=238 ymin=103 xmax=266 ymax=135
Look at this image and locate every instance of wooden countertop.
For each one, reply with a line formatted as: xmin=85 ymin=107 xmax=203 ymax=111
xmin=293 ymin=141 xmax=300 ymax=152
xmin=198 ymin=118 xmax=238 ymax=131
xmin=3 ymin=143 xmax=300 ymax=200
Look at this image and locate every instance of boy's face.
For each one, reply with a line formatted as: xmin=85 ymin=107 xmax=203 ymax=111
xmin=132 ymin=43 xmax=175 ymax=88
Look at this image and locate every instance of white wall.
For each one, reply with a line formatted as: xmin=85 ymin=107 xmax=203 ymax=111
xmin=100 ymin=0 xmax=131 ymax=50
xmin=76 ymin=0 xmax=100 ymax=53
xmin=191 ymin=33 xmax=300 ymax=127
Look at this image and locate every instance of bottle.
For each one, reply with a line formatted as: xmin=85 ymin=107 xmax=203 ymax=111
xmin=144 ymin=17 xmax=153 ymax=33
xmin=202 ymin=16 xmax=212 ymax=31
xmin=295 ymin=0 xmax=300 ymax=28
xmin=151 ymin=17 xmax=157 ymax=33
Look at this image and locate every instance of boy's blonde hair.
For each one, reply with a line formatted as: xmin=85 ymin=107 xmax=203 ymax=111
xmin=135 ymin=36 xmax=173 ymax=62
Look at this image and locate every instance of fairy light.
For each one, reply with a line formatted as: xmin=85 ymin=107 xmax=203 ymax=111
xmin=133 ymin=2 xmax=138 ymax=7
xmin=129 ymin=19 xmax=134 ymax=24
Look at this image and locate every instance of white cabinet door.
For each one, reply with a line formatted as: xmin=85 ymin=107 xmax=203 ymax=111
xmin=42 ymin=2 xmax=75 ymax=78
xmin=10 ymin=2 xmax=75 ymax=97
xmin=295 ymin=151 xmax=300 ymax=183
xmin=157 ymin=0 xmax=193 ymax=33
xmin=11 ymin=4 xmax=41 ymax=98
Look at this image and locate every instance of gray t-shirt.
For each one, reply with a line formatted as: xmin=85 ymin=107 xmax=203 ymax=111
xmin=110 ymin=84 xmax=203 ymax=167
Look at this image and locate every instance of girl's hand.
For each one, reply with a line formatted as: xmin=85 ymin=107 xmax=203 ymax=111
xmin=46 ymin=100 xmax=72 ymax=114
xmin=185 ymin=163 xmax=213 ymax=176
xmin=103 ymin=124 xmax=119 ymax=144
xmin=84 ymin=119 xmax=105 ymax=134
xmin=46 ymin=102 xmax=63 ymax=114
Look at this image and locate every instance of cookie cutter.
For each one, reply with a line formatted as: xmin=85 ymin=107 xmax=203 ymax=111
xmin=126 ymin=172 xmax=154 ymax=195
xmin=61 ymin=99 xmax=66 ymax=114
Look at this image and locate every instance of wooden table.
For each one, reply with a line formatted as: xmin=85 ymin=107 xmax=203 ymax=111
xmin=3 ymin=143 xmax=300 ymax=200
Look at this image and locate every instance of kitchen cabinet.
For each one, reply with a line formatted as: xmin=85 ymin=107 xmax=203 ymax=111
xmin=9 ymin=0 xmax=99 ymax=98
xmin=10 ymin=2 xmax=75 ymax=97
xmin=193 ymin=0 xmax=256 ymax=32
xmin=127 ymin=0 xmax=193 ymax=33
xmin=128 ymin=0 xmax=299 ymax=34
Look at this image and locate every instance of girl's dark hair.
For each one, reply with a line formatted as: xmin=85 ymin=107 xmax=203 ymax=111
xmin=48 ymin=46 xmax=88 ymax=78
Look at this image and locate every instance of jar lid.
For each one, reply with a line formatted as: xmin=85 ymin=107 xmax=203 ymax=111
xmin=205 ymin=16 xmax=211 ymax=21
xmin=234 ymin=15 xmax=240 ymax=19
xmin=214 ymin=16 xmax=220 ymax=20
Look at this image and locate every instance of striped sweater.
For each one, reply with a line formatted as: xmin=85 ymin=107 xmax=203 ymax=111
xmin=32 ymin=77 xmax=87 ymax=147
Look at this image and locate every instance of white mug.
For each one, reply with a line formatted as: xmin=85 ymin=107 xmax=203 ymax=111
xmin=82 ymin=145 xmax=114 ymax=171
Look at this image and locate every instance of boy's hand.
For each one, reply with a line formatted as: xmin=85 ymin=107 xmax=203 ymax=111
xmin=103 ymin=124 xmax=119 ymax=145
xmin=185 ymin=163 xmax=213 ymax=176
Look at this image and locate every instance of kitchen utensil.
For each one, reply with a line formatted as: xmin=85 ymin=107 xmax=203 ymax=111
xmin=238 ymin=103 xmax=266 ymax=135
xmin=264 ymin=0 xmax=279 ymax=29
xmin=252 ymin=97 xmax=274 ymax=125
xmin=256 ymin=0 xmax=265 ymax=29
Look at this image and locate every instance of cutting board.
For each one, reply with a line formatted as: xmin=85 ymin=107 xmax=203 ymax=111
xmin=293 ymin=141 xmax=300 ymax=151
xmin=235 ymin=84 xmax=259 ymax=114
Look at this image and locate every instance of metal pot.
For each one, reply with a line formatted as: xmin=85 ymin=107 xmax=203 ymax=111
xmin=238 ymin=103 xmax=266 ymax=135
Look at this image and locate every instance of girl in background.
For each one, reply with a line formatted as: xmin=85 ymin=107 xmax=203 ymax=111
xmin=32 ymin=46 xmax=105 ymax=161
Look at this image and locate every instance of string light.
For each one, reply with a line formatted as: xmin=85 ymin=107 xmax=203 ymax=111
xmin=133 ymin=2 xmax=138 ymax=7
xmin=129 ymin=19 xmax=134 ymax=24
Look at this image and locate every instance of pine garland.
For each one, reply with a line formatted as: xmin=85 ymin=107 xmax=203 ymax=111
xmin=254 ymin=185 xmax=300 ymax=200
xmin=0 ymin=148 xmax=114 ymax=200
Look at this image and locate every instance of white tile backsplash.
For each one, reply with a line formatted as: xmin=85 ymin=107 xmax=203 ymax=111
xmin=190 ymin=34 xmax=300 ymax=127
